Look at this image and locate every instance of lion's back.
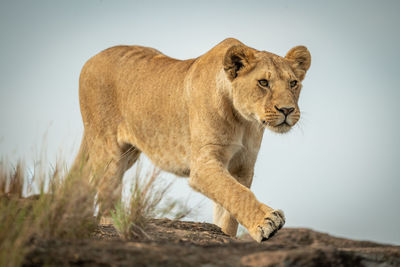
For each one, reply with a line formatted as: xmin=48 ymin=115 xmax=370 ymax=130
xmin=78 ymin=45 xmax=197 ymax=176
xmin=78 ymin=45 xmax=171 ymax=128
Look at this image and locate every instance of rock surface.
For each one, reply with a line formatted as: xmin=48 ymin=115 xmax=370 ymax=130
xmin=24 ymin=218 xmax=400 ymax=266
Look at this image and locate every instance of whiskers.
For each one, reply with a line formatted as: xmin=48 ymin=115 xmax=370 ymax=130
xmin=291 ymin=112 xmax=307 ymax=135
xmin=264 ymin=113 xmax=282 ymax=128
xmin=262 ymin=111 xmax=304 ymax=134
xmin=293 ymin=120 xmax=305 ymax=135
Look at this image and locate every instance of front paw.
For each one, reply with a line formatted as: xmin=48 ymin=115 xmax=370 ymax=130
xmin=249 ymin=209 xmax=285 ymax=243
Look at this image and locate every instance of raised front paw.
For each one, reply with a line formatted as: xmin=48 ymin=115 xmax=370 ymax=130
xmin=249 ymin=209 xmax=285 ymax=243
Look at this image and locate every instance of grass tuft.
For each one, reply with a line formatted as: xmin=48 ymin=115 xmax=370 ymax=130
xmin=0 ymin=159 xmax=98 ymax=267
xmin=0 ymin=155 xmax=192 ymax=265
xmin=111 ymin=162 xmax=191 ymax=240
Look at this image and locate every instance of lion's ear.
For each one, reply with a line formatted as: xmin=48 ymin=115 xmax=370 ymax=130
xmin=285 ymin=46 xmax=311 ymax=81
xmin=223 ymin=45 xmax=255 ymax=80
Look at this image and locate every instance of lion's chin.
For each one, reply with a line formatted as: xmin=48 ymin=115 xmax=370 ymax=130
xmin=267 ymin=122 xmax=292 ymax=134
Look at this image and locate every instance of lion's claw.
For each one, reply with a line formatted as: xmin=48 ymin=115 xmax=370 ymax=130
xmin=251 ymin=209 xmax=285 ymax=243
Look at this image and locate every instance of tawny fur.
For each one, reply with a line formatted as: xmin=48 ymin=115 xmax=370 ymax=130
xmin=71 ymin=38 xmax=311 ymax=242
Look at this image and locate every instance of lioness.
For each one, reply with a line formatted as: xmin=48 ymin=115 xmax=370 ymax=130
xmin=72 ymin=38 xmax=311 ymax=242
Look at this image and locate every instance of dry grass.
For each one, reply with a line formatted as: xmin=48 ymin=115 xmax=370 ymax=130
xmin=0 ymin=159 xmax=98 ymax=267
xmin=0 ymin=156 xmax=191 ymax=266
xmin=111 ymin=163 xmax=191 ymax=240
xmin=0 ymin=161 xmax=31 ymax=267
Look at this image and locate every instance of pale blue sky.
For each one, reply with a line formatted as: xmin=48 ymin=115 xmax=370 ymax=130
xmin=1 ymin=0 xmax=399 ymax=244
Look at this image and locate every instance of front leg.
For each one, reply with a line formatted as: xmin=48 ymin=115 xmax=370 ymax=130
xmin=189 ymin=145 xmax=285 ymax=242
xmin=213 ymin=165 xmax=253 ymax=237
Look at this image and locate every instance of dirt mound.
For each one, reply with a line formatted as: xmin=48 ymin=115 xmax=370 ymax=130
xmin=24 ymin=218 xmax=400 ymax=266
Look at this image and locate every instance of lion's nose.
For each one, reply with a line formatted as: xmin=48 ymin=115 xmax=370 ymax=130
xmin=275 ymin=106 xmax=295 ymax=116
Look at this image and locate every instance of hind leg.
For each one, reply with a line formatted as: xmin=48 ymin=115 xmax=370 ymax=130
xmin=95 ymin=142 xmax=141 ymax=216
xmin=95 ymin=143 xmax=141 ymax=215
xmin=213 ymin=202 xmax=238 ymax=236
xmin=72 ymin=132 xmax=141 ymax=216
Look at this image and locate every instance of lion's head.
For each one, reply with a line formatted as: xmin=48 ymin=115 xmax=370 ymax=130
xmin=223 ymin=44 xmax=311 ymax=133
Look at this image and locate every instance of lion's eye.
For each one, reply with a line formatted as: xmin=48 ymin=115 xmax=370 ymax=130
xmin=290 ymin=80 xmax=298 ymax=88
xmin=258 ymin=79 xmax=269 ymax=87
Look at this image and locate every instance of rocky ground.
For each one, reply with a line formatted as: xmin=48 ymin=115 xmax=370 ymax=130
xmin=23 ymin=218 xmax=400 ymax=266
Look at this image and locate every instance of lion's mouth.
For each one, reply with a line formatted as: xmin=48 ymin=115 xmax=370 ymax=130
xmin=261 ymin=118 xmax=293 ymax=133
xmin=275 ymin=121 xmax=290 ymax=127
xmin=261 ymin=120 xmax=291 ymax=127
